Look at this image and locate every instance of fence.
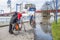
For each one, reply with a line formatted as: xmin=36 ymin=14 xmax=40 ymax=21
xmin=0 ymin=16 xmax=31 ymax=26
xmin=0 ymin=17 xmax=11 ymax=26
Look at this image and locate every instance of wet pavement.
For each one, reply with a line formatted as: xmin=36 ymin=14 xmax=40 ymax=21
xmin=0 ymin=22 xmax=34 ymax=40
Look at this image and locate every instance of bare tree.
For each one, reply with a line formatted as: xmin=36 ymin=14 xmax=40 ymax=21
xmin=41 ymin=0 xmax=59 ymax=21
xmin=53 ymin=0 xmax=56 ymax=21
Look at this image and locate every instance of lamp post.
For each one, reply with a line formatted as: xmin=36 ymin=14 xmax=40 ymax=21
xmin=56 ymin=0 xmax=58 ymax=24
xmin=7 ymin=0 xmax=11 ymax=12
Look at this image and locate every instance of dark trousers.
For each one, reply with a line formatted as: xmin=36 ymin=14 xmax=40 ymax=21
xmin=9 ymin=23 xmax=13 ymax=32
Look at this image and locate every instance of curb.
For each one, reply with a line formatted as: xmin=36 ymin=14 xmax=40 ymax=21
xmin=0 ymin=25 xmax=9 ymax=27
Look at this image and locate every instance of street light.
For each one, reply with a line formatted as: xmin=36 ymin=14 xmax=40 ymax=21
xmin=7 ymin=0 xmax=11 ymax=12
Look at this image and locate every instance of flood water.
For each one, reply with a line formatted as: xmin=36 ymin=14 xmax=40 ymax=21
xmin=34 ymin=24 xmax=52 ymax=40
xmin=33 ymin=13 xmax=55 ymax=40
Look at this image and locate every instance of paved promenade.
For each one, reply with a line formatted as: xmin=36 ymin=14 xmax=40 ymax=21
xmin=0 ymin=22 xmax=34 ymax=40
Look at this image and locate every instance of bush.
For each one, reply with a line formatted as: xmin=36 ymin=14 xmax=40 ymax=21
xmin=52 ymin=19 xmax=60 ymax=40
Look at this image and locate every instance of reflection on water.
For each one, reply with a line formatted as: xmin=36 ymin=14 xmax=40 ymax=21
xmin=34 ymin=14 xmax=53 ymax=40
xmin=34 ymin=13 xmax=60 ymax=40
xmin=34 ymin=24 xmax=52 ymax=40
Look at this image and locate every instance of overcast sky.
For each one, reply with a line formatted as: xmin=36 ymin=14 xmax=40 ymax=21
xmin=0 ymin=0 xmax=52 ymax=13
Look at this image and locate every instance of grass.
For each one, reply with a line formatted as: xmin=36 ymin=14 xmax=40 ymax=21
xmin=52 ymin=19 xmax=60 ymax=40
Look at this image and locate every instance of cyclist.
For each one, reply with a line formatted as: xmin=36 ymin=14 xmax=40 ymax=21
xmin=9 ymin=12 xmax=22 ymax=34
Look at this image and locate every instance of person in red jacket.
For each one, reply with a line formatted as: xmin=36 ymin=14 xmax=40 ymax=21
xmin=17 ymin=12 xmax=22 ymax=22
xmin=17 ymin=12 xmax=22 ymax=28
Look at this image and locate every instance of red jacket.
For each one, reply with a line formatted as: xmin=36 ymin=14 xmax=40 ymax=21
xmin=17 ymin=12 xmax=22 ymax=20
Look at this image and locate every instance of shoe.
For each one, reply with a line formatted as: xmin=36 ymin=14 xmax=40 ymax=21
xmin=9 ymin=31 xmax=14 ymax=34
